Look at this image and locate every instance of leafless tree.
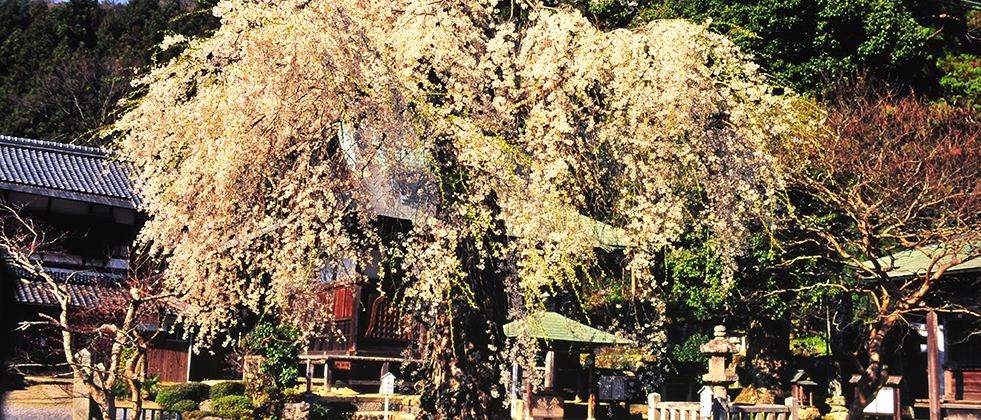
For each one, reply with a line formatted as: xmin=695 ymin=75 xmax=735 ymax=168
xmin=1 ymin=208 xmax=171 ymax=420
xmin=773 ymin=78 xmax=981 ymax=419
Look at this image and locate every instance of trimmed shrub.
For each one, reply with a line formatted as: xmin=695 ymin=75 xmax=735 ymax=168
xmin=311 ymin=402 xmax=357 ymax=420
xmin=155 ymin=382 xmax=212 ymax=408
xmin=210 ymin=381 xmax=247 ymax=400
xmin=183 ymin=411 xmax=214 ymax=420
xmin=213 ymin=395 xmax=254 ymax=413
xmin=171 ymin=399 xmax=198 ymax=412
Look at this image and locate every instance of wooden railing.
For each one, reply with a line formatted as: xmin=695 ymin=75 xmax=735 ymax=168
xmin=723 ymin=400 xmax=799 ymax=420
xmin=648 ymin=394 xmax=700 ymax=420
xmin=116 ymin=407 xmax=182 ymax=420
xmin=647 ymin=394 xmax=799 ymax=420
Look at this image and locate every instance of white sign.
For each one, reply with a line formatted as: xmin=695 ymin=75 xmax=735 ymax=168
xmin=381 ymin=372 xmax=396 ymax=395
xmin=864 ymin=387 xmax=895 ymax=415
xmin=699 ymin=386 xmax=714 ymax=419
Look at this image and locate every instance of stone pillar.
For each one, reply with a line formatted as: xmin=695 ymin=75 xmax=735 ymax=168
xmin=72 ymin=349 xmax=97 ymax=420
xmin=700 ymin=326 xmax=739 ymax=400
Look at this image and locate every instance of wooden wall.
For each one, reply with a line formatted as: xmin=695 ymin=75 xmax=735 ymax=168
xmin=148 ymin=339 xmax=188 ymax=383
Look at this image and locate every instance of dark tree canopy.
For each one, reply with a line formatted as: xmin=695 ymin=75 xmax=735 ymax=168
xmin=0 ymin=0 xmax=219 ymax=145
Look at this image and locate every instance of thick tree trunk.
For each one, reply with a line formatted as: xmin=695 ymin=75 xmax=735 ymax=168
xmin=846 ymin=314 xmax=900 ymax=420
xmin=418 ymin=226 xmax=511 ymax=420
xmin=746 ymin=318 xmax=790 ymax=395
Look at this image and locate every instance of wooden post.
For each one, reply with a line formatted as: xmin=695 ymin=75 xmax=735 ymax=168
xmin=544 ymin=351 xmax=555 ymax=389
xmin=893 ymin=385 xmax=901 ymax=420
xmin=588 ymin=352 xmax=596 ymax=420
xmin=648 ymin=392 xmax=661 ymax=420
xmin=927 ymin=311 xmax=941 ymax=420
xmin=526 ymin=379 xmax=534 ymax=420
xmin=324 ymin=360 xmax=333 ymax=394
xmin=785 ymin=397 xmax=799 ymax=420
xmin=349 ymin=284 xmax=361 ymax=355
xmin=305 ymin=359 xmax=313 ymax=394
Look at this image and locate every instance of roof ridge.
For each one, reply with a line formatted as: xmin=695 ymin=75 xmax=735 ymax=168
xmin=0 ymin=135 xmax=110 ymax=160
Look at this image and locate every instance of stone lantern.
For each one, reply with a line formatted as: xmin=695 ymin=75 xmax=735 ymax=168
xmin=700 ymin=325 xmax=739 ymax=400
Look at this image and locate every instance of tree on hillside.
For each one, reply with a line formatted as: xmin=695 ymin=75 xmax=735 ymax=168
xmin=771 ymin=78 xmax=981 ymax=419
xmin=113 ymin=0 xmax=800 ymax=417
xmin=0 ymin=0 xmax=219 ymax=144
xmin=1 ymin=209 xmax=171 ymax=420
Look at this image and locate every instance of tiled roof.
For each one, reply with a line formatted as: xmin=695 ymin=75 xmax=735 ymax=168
xmin=0 ymin=135 xmax=139 ymax=208
xmin=10 ymin=265 xmax=125 ymax=308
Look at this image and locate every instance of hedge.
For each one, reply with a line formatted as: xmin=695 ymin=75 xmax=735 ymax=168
xmin=154 ymin=382 xmax=211 ymax=408
xmin=210 ymin=381 xmax=247 ymax=400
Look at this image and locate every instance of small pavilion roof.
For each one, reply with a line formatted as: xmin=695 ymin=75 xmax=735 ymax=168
xmin=503 ymin=311 xmax=633 ymax=346
xmin=860 ymin=242 xmax=981 ymax=279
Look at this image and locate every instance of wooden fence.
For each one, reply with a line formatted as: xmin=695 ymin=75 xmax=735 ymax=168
xmin=116 ymin=407 xmax=182 ymax=420
xmin=648 ymin=393 xmax=799 ymax=420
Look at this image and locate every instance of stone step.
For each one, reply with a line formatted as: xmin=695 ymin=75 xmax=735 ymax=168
xmin=352 ymin=411 xmax=416 ymax=420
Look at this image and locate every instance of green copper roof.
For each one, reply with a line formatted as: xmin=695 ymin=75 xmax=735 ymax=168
xmin=861 ymin=242 xmax=981 ymax=279
xmin=503 ymin=312 xmax=633 ymax=345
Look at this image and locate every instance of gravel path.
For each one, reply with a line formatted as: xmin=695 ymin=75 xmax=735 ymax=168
xmin=2 ymin=403 xmax=71 ymax=420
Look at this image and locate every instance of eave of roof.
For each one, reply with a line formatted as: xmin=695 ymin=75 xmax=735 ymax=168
xmin=860 ymin=242 xmax=981 ymax=279
xmin=9 ymin=265 xmax=125 ymax=308
xmin=503 ymin=311 xmax=633 ymax=345
xmin=0 ymin=135 xmax=139 ymax=207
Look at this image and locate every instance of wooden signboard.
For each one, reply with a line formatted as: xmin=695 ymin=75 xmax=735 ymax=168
xmin=335 ymin=360 xmax=351 ymax=370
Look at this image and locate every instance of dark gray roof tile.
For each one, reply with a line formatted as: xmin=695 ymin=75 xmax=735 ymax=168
xmin=0 ymin=136 xmax=139 ymax=207
xmin=10 ymin=265 xmax=125 ymax=308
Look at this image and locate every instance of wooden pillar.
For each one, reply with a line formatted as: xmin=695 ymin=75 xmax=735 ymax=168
xmin=648 ymin=392 xmax=661 ymax=420
xmin=893 ymin=385 xmax=901 ymax=420
xmin=544 ymin=351 xmax=555 ymax=389
xmin=785 ymin=397 xmax=799 ymax=420
xmin=587 ymin=352 xmax=596 ymax=420
xmin=324 ymin=360 xmax=333 ymax=394
xmin=927 ymin=311 xmax=941 ymax=420
xmin=526 ymin=379 xmax=534 ymax=420
xmin=305 ymin=359 xmax=313 ymax=394
xmin=349 ymin=284 xmax=361 ymax=355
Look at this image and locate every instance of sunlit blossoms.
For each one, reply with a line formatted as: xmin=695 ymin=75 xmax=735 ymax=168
xmin=114 ymin=0 xmax=795 ymax=348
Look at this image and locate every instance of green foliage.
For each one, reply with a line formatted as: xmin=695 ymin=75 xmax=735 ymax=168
xmin=939 ymin=53 xmax=981 ymax=109
xmin=212 ymin=395 xmax=254 ymax=420
xmin=659 ymin=229 xmax=732 ymax=322
xmin=154 ymin=382 xmax=211 ymax=408
xmin=183 ymin=411 xmax=215 ymax=420
xmin=311 ymin=402 xmax=357 ymax=420
xmin=635 ymin=0 xmax=932 ymax=93
xmin=671 ymin=332 xmax=710 ymax=363
xmin=144 ymin=374 xmax=161 ymax=400
xmin=244 ymin=321 xmax=300 ymax=389
xmin=210 ymin=381 xmax=247 ymax=400
xmin=790 ymin=335 xmax=828 ymax=357
xmin=171 ymin=399 xmax=199 ymax=413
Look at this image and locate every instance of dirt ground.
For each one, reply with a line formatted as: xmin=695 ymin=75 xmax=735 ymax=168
xmin=2 ymin=375 xmax=162 ymax=408
xmin=2 ymin=376 xmax=74 ymax=405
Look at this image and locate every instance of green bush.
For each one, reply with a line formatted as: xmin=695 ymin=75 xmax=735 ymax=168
xmin=155 ymin=382 xmax=212 ymax=408
xmin=311 ymin=402 xmax=357 ymax=420
xmin=210 ymin=381 xmax=247 ymax=400
xmin=171 ymin=399 xmax=198 ymax=412
xmin=213 ymin=395 xmax=254 ymax=413
xmin=183 ymin=411 xmax=214 ymax=420
xmin=244 ymin=322 xmax=299 ymax=388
